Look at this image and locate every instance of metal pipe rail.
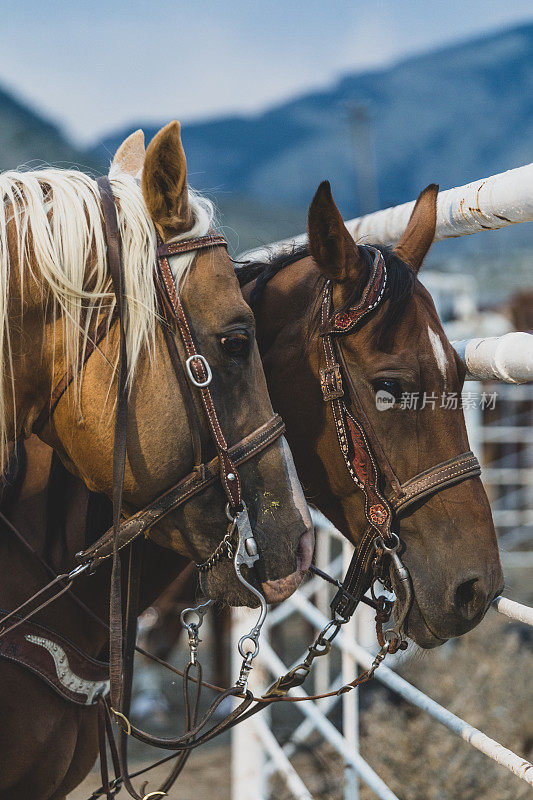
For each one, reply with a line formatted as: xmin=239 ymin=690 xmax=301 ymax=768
xmin=452 ymin=334 xmax=533 ymax=384
xmin=240 ymin=166 xmax=533 ymax=385
xmin=289 ymin=592 xmax=533 ymax=787
xmin=492 ymin=596 xmax=533 ymax=626
xmin=241 ymin=162 xmax=533 ymax=262
xmin=253 ymin=715 xmax=314 ymax=800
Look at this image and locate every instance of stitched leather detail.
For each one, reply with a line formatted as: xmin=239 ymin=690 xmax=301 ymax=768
xmin=393 ymin=453 xmax=481 ymax=514
xmin=322 ymin=247 xmax=387 ymax=335
xmin=156 ymin=234 xmax=227 ymax=258
xmin=0 ymin=615 xmax=109 ymax=706
xmin=319 ymin=261 xmax=482 ymax=622
xmin=157 ymin=247 xmax=242 ymax=510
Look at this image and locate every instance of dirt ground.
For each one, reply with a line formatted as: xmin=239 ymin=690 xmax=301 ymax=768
xmin=69 ymin=745 xmax=231 ymax=800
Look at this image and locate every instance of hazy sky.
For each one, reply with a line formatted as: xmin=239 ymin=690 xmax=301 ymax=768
xmin=1 ymin=1 xmax=532 ymax=144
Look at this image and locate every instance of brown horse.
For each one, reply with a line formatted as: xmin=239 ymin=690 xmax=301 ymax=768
xmin=0 ymin=435 xmax=226 ymax=798
xmin=0 ymin=123 xmax=313 ymax=799
xmin=241 ymin=181 xmax=503 ymax=646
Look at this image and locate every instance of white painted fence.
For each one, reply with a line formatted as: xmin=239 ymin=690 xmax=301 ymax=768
xmin=453 ymin=334 xmax=533 ymax=384
xmin=232 ymin=165 xmax=533 ymax=799
xmin=241 ymin=162 xmax=533 ymax=262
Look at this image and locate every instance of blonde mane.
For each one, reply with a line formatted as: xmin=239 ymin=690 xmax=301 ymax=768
xmin=0 ymin=163 xmax=214 ymax=468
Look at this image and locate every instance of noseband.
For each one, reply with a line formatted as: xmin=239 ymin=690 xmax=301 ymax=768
xmin=319 ymin=246 xmax=481 ymax=635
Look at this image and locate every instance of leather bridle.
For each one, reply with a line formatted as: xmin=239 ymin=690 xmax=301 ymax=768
xmin=318 ymin=246 xmax=481 ymax=625
xmin=255 ymin=244 xmax=482 ymax=701
xmin=32 ymin=179 xmax=285 ymax=568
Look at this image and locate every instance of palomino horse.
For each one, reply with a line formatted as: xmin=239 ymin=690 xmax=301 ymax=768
xmin=0 ymin=123 xmax=313 ymax=799
xmin=143 ymin=178 xmax=504 ymax=654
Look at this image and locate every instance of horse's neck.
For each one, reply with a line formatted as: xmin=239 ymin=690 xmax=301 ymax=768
xmin=5 ymin=255 xmax=60 ymax=445
xmin=0 ymin=437 xmax=190 ymax=658
xmin=0 ymin=437 xmax=106 ymax=653
xmin=253 ymin=259 xmax=331 ymax=490
xmin=250 ymin=257 xmax=321 ymax=355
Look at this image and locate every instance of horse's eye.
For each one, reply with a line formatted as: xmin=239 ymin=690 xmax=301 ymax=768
xmin=220 ymin=332 xmax=250 ymax=357
xmin=373 ymin=378 xmax=402 ymax=401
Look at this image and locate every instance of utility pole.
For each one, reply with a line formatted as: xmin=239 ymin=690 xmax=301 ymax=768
xmin=348 ymin=104 xmax=379 ymax=216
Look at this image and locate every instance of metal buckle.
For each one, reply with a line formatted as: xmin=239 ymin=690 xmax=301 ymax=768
xmin=320 ymin=364 xmax=344 ymax=401
xmin=186 ymin=354 xmax=212 ymax=387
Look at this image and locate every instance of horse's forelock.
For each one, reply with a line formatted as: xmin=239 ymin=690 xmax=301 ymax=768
xmin=237 ymin=243 xmax=417 ymax=349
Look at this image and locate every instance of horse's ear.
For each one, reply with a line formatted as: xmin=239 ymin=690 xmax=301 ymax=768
xmin=141 ymin=121 xmax=193 ymax=239
xmin=393 ymin=184 xmax=438 ymax=273
xmin=112 ymin=129 xmax=145 ymax=176
xmin=308 ymin=181 xmax=365 ymax=282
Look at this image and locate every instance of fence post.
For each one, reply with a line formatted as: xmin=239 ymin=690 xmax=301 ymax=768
xmin=231 ymin=607 xmax=267 ymax=800
xmin=463 ymin=380 xmax=483 ymax=462
xmin=342 ymin=538 xmax=359 ymax=800
xmin=315 ymin=520 xmax=331 ymax=706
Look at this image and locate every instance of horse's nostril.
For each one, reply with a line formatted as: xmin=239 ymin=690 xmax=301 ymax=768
xmin=454 ymin=578 xmax=487 ymax=621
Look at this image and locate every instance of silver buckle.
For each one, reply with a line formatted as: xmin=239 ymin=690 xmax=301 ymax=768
xmin=186 ymin=354 xmax=212 ymax=387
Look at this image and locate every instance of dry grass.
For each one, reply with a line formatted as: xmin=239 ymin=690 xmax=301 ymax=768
xmin=357 ymin=613 xmax=532 ymax=800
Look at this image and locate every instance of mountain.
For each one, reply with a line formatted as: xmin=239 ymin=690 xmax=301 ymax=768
xmin=92 ymin=22 xmax=533 ymax=255
xmin=0 ymin=86 xmax=94 ymax=173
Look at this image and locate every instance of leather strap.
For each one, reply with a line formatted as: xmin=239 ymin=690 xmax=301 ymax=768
xmin=116 ymin=539 xmax=144 ymax=800
xmin=96 ymin=176 xmax=129 ymax=715
xmin=319 ymin=267 xmax=482 ymax=622
xmin=320 ymin=278 xmax=393 ymax=618
xmin=392 ymin=451 xmax=481 ymax=513
xmin=322 ymin=245 xmax=387 ymax=335
xmin=157 ymin=283 xmax=203 ymax=470
xmin=330 ymin=450 xmax=481 ymax=620
xmin=0 ymin=614 xmax=109 ymax=706
xmin=78 ymin=414 xmax=285 ymax=570
xmin=98 ymin=697 xmax=121 ymax=800
xmin=157 ymin=234 xmax=227 ymax=258
xmin=320 ymin=281 xmax=393 ymax=541
xmin=156 ymin=238 xmax=243 ymax=512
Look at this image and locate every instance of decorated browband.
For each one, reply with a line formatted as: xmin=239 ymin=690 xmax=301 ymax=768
xmin=323 ymin=245 xmax=387 ymax=335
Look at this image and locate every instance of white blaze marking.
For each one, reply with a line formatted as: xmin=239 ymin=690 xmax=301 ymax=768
xmin=428 ymin=326 xmax=449 ymax=384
